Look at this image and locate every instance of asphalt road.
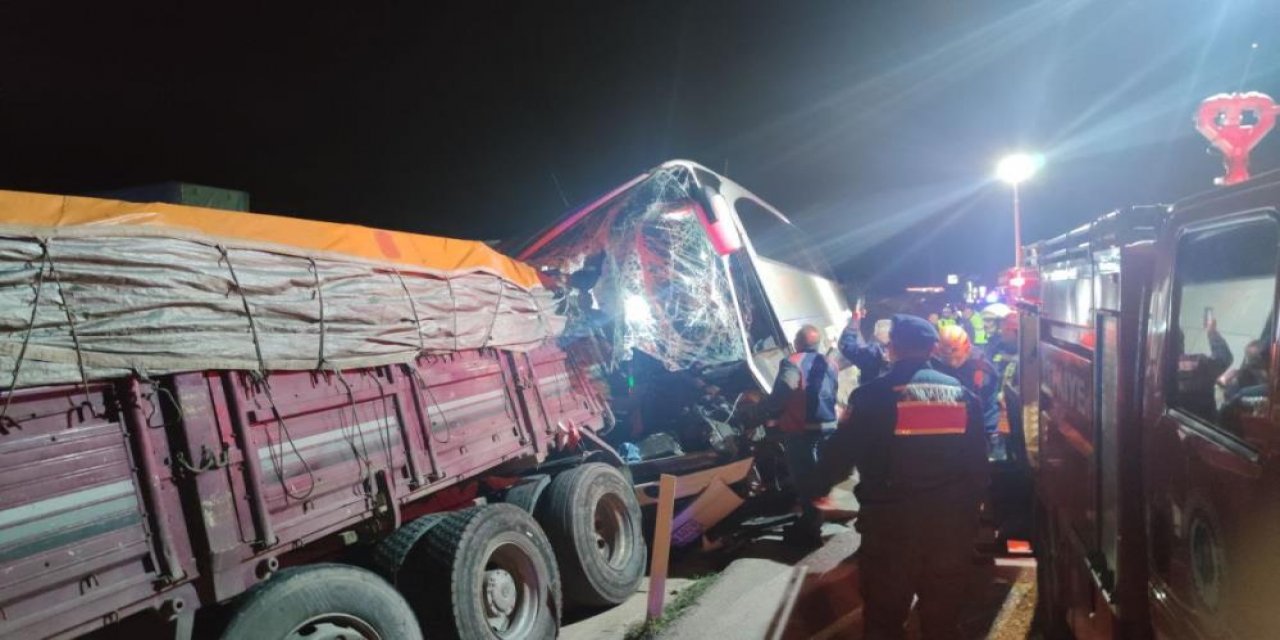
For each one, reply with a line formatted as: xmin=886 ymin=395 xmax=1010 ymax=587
xmin=563 ymin=474 xmax=1039 ymax=639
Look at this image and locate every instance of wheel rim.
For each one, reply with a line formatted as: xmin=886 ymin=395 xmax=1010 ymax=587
xmin=286 ymin=613 xmax=380 ymax=640
xmin=593 ymin=493 xmax=633 ymax=570
xmin=483 ymin=541 xmax=542 ymax=638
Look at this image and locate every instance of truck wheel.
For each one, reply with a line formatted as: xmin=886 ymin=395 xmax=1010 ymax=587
xmin=393 ymin=504 xmax=561 ymax=639
xmin=537 ymin=463 xmax=646 ymax=607
xmin=371 ymin=512 xmax=449 ymax=581
xmin=219 ymin=564 xmax=422 ymax=640
xmin=502 ymin=474 xmax=551 ymax=514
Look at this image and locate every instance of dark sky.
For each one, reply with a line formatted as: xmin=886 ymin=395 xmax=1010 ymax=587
xmin=3 ymin=1 xmax=1279 ymax=291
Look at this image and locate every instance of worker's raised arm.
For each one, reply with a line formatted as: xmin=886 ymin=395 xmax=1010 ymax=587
xmin=839 ymin=321 xmax=886 ymax=370
xmin=1207 ymin=325 xmax=1234 ymax=374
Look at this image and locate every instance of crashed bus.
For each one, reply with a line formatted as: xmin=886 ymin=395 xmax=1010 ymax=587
xmin=517 ymin=160 xmax=854 ymax=475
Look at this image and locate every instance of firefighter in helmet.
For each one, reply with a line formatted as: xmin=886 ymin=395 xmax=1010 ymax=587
xmin=935 ymin=324 xmax=1001 ymax=454
xmin=815 ymin=315 xmax=987 ymax=639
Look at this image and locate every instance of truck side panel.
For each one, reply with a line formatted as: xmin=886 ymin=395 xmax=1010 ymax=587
xmin=0 ymin=382 xmax=191 ymax=638
xmin=176 ymin=351 xmax=548 ymax=595
xmin=1039 ymin=339 xmax=1096 ymax=541
xmin=0 ymin=340 xmax=601 ymax=638
xmin=1033 ymin=233 xmax=1155 ymax=637
xmin=221 ymin=367 xmax=419 ymax=548
xmin=406 ymin=350 xmax=539 ymax=480
xmin=518 ymin=343 xmax=609 ymax=446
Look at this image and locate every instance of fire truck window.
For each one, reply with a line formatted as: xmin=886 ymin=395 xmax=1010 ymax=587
xmin=1170 ymin=216 xmax=1278 ymax=440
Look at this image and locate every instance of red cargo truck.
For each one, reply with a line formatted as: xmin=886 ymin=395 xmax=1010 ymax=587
xmin=1024 ymin=169 xmax=1280 ymax=638
xmin=0 ymin=189 xmax=643 ymax=640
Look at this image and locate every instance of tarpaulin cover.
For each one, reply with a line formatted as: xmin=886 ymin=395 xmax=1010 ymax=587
xmin=522 ymin=167 xmax=743 ymax=371
xmin=0 ymin=190 xmax=562 ymax=388
xmin=0 ymin=190 xmax=542 ymax=289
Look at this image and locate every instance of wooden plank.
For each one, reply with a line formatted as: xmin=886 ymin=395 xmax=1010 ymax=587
xmin=646 ymin=474 xmax=678 ymax=622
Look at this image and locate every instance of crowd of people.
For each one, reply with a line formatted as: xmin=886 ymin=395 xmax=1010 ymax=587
xmin=763 ymin=300 xmax=1024 ymax=640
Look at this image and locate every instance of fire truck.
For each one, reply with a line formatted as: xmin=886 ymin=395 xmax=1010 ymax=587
xmin=1024 ymin=161 xmax=1280 ymax=636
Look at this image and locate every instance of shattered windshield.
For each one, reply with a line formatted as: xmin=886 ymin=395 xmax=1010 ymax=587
xmin=524 ymin=167 xmax=744 ymax=372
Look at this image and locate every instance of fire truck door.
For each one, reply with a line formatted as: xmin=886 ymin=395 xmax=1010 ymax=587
xmin=1146 ymin=213 xmax=1280 ymax=638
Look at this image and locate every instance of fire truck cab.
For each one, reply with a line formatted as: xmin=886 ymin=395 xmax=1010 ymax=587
xmin=1028 ymin=168 xmax=1280 ymax=638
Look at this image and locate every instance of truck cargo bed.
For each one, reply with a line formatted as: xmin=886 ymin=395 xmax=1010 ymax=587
xmin=0 ymin=343 xmax=605 ymax=638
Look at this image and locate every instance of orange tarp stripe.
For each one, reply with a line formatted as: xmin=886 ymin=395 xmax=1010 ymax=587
xmin=894 ymin=401 xmax=967 ymax=436
xmin=0 ymin=189 xmax=543 ymax=290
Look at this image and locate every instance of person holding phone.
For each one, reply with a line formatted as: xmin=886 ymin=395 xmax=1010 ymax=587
xmin=1173 ymin=310 xmax=1233 ymax=422
xmin=839 ymin=302 xmax=889 ymax=385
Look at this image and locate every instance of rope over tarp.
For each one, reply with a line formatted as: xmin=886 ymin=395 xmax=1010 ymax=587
xmin=0 ymin=191 xmax=565 ymax=389
xmin=0 ymin=189 xmax=543 ymax=290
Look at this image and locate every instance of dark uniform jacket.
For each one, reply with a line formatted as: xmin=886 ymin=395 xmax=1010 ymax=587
xmin=816 ymin=359 xmax=988 ymax=511
xmin=934 ymin=355 xmax=1000 ymax=434
xmin=838 ymin=324 xmax=888 ymax=385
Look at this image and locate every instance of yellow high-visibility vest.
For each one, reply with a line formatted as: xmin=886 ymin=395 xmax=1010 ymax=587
xmin=970 ymin=314 xmax=987 ymax=344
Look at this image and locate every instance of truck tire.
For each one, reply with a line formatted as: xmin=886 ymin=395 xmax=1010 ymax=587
xmin=394 ymin=504 xmax=561 ymax=639
xmin=219 ymin=563 xmax=422 ymax=640
xmin=537 ymin=463 xmax=646 ymax=607
xmin=370 ymin=512 xmax=449 ymax=582
xmin=502 ymin=474 xmax=551 ymax=514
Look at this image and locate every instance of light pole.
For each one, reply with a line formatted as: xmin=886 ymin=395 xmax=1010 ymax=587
xmin=996 ymin=153 xmax=1042 ymax=268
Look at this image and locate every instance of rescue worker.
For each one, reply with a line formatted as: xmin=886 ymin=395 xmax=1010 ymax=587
xmin=815 ymin=315 xmax=987 ymax=639
xmin=960 ymin=303 xmax=986 ymax=345
xmin=769 ymin=325 xmax=839 ymax=546
xmin=981 ymin=304 xmax=1012 ymax=364
xmin=992 ymin=312 xmax=1020 ymax=462
xmin=938 ymin=304 xmax=958 ymax=329
xmin=935 ymin=325 xmax=1001 ymax=457
xmin=839 ymin=307 xmax=889 ymax=385
xmin=1221 ymin=339 xmax=1266 ymax=402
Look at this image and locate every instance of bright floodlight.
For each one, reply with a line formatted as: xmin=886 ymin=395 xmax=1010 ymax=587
xmin=996 ymin=153 xmax=1042 ymax=185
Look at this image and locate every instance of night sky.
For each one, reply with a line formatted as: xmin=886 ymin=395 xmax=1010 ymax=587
xmin=3 ymin=1 xmax=1279 ymax=292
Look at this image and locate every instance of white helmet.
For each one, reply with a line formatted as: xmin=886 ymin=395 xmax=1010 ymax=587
xmin=981 ymin=303 xmax=1012 ymax=320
